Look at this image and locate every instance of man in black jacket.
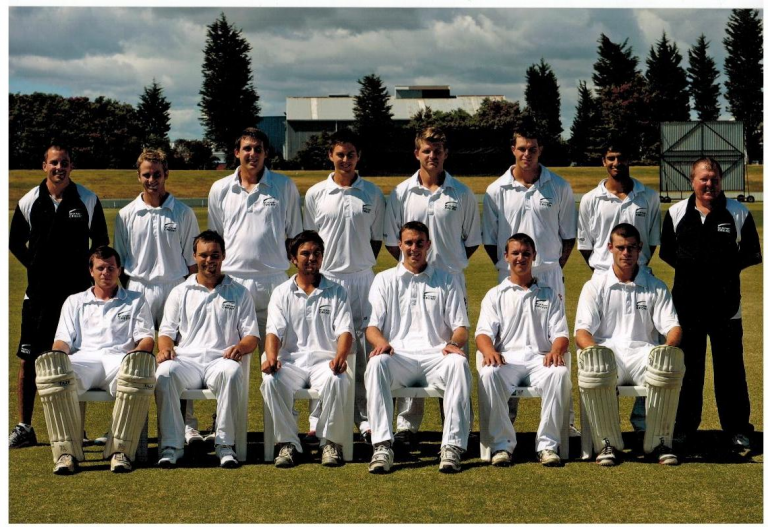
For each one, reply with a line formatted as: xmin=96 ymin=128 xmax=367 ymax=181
xmin=9 ymin=144 xmax=109 ymax=448
xmin=660 ymin=157 xmax=761 ymax=451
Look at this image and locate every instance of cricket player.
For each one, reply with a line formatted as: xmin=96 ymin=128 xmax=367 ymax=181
xmin=261 ymin=230 xmax=354 ymax=468
xmin=575 ymin=223 xmax=684 ymax=466
xmin=10 ymin=144 xmax=109 ymax=448
xmin=35 ymin=246 xmax=155 ymax=474
xmin=660 ymin=157 xmax=761 ymax=452
xmin=365 ymin=221 xmax=472 ymax=474
xmin=383 ymin=127 xmax=480 ymax=447
xmin=476 ymin=233 xmax=571 ymax=468
xmin=155 ymin=230 xmax=259 ymax=468
xmin=303 ymin=129 xmax=385 ymax=443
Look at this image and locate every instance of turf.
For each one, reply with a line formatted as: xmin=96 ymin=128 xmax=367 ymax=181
xmin=7 ymin=201 xmax=763 ymax=523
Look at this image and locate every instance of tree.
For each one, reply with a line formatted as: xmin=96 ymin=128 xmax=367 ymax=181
xmin=171 ymin=139 xmax=215 ymax=170
xmin=524 ymin=59 xmax=563 ymax=145
xmin=723 ymin=9 xmax=763 ymax=161
xmin=295 ymin=131 xmax=332 ymax=170
xmin=352 ymin=73 xmax=394 ymax=151
xmin=646 ymin=32 xmax=690 ymax=123
xmin=687 ymin=34 xmax=721 ymax=121
xmin=137 ymin=79 xmax=172 ymax=152
xmin=199 ymin=13 xmax=261 ymax=167
xmin=592 ymin=34 xmax=641 ymax=95
xmin=568 ymin=81 xmax=601 ymax=165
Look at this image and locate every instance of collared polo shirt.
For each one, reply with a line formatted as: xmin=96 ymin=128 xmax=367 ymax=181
xmin=303 ymin=173 xmax=385 ymax=274
xmin=266 ymin=275 xmax=354 ymax=368
xmin=475 ymin=279 xmax=568 ymax=356
xmin=482 ymin=165 xmax=576 ymax=271
xmin=577 ymin=178 xmax=660 ymax=271
xmin=114 ymin=193 xmax=199 ymax=283
xmin=574 ymin=266 xmax=679 ymax=349
xmin=160 ymin=274 xmax=259 ymax=360
xmin=55 ymin=287 xmax=154 ymax=355
xmin=366 ymin=263 xmax=469 ymax=355
xmin=208 ymin=167 xmax=302 ymax=278
xmin=383 ymin=171 xmax=481 ymax=275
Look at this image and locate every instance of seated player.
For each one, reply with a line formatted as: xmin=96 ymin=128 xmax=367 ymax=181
xmin=35 ymin=246 xmax=155 ymax=475
xmin=155 ymin=230 xmax=259 ymax=468
xmin=476 ymin=233 xmax=571 ymax=467
xmin=575 ymin=223 xmax=684 ymax=466
xmin=260 ymin=230 xmax=354 ymax=468
xmin=365 ymin=221 xmax=472 ymax=474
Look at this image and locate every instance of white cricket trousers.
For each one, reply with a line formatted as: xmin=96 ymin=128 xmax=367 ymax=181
xmin=70 ymin=351 xmax=124 ymax=396
xmin=260 ymin=360 xmax=351 ymax=454
xmin=231 ymin=272 xmax=288 ymax=353
xmin=478 ymin=351 xmax=571 ymax=453
xmin=126 ymin=276 xmax=184 ymax=329
xmin=155 ymin=355 xmax=244 ymax=449
xmin=367 ymin=352 xmax=472 ymax=450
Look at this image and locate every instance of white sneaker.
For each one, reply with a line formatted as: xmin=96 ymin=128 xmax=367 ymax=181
xmin=110 ymin=452 xmax=133 ymax=473
xmin=538 ymin=449 xmax=561 ymax=467
xmin=94 ymin=431 xmax=110 ymax=446
xmin=216 ymin=444 xmax=238 ymax=468
xmin=368 ymin=444 xmax=394 ymax=474
xmin=275 ymin=443 xmax=298 ymax=468
xmin=491 ymin=450 xmax=512 ymax=467
xmin=596 ymin=442 xmax=617 ymax=467
xmin=157 ymin=446 xmax=183 ymax=468
xmin=439 ymin=445 xmax=462 ymax=473
xmin=185 ymin=427 xmax=204 ymax=445
xmin=321 ymin=442 xmax=343 ymax=467
xmin=53 ymin=454 xmax=77 ymax=475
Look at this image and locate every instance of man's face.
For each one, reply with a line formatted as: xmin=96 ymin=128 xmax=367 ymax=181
xmin=504 ymin=240 xmax=536 ymax=277
xmin=235 ymin=137 xmax=267 ymax=174
xmin=194 ymin=240 xmax=224 ymax=281
xmin=692 ymin=164 xmax=722 ymax=205
xmin=398 ymin=229 xmax=430 ymax=269
xmin=43 ymin=148 xmax=72 ymax=186
xmin=608 ymin=234 xmax=642 ymax=272
xmin=328 ymin=143 xmax=360 ymax=177
xmin=137 ymin=160 xmax=168 ymax=199
xmin=90 ymin=256 xmax=121 ymax=291
xmin=512 ymin=137 xmax=541 ymax=171
xmin=414 ymin=140 xmax=447 ymax=174
xmin=291 ymin=241 xmax=323 ymax=276
xmin=602 ymin=150 xmax=630 ymax=180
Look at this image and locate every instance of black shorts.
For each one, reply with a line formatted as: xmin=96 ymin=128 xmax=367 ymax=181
xmin=16 ymin=297 xmax=63 ymax=361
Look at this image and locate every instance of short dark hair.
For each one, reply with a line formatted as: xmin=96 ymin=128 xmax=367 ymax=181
xmin=505 ymin=232 xmax=537 ymax=254
xmin=286 ymin=230 xmax=325 ymax=259
xmin=328 ymin=129 xmax=362 ymax=153
xmin=399 ymin=221 xmax=430 ymax=241
xmin=44 ymin=144 xmax=73 ymax=163
xmin=690 ymin=156 xmax=722 ymax=179
xmin=610 ymin=222 xmax=641 ymax=243
xmin=89 ymin=246 xmax=121 ymax=269
xmin=511 ymin=127 xmax=541 ymax=147
xmin=602 ymin=140 xmax=629 ymax=158
xmin=415 ymin=127 xmax=448 ymax=150
xmin=235 ymin=127 xmax=270 ymax=152
xmin=193 ymin=230 xmax=226 ymax=256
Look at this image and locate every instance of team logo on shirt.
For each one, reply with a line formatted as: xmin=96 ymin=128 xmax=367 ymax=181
xmin=535 ymin=299 xmax=549 ymax=310
xmin=539 ymin=198 xmax=553 ymax=208
xmin=636 ymin=301 xmax=647 ymax=311
xmin=635 ymin=208 xmax=647 ymax=217
xmin=116 ymin=310 xmax=131 ymax=321
xmin=319 ymin=305 xmax=332 ymax=315
xmin=444 ymin=201 xmax=458 ymax=211
xmin=68 ymin=210 xmax=84 ymax=220
xmin=717 ymin=223 xmax=731 ymax=234
xmin=263 ymin=197 xmax=278 ymax=207
xmin=362 ymin=204 xmax=372 ymax=214
xmin=222 ymin=301 xmax=236 ymax=311
xmin=164 ymin=222 xmax=178 ymax=232
xmin=423 ymin=292 xmax=437 ymax=301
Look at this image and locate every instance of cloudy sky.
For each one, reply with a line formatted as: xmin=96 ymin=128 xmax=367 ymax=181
xmin=7 ymin=5 xmax=762 ymax=142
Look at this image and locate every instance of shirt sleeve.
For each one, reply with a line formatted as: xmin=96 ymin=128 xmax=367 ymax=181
xmin=647 ymin=191 xmax=661 ymax=247
xmin=474 ymin=289 xmax=500 ymax=339
xmin=461 ymin=187 xmax=482 ymax=247
xmin=207 ymin=183 xmax=224 ymax=235
xmin=90 ymin=199 xmax=110 ymax=248
xmin=332 ymin=287 xmax=355 ymax=339
xmin=651 ymin=282 xmax=680 ymax=336
xmin=158 ymin=286 xmax=182 ymax=341
xmin=547 ymin=292 xmax=570 ymax=342
xmin=113 ymin=210 xmax=130 ymax=270
xmin=658 ymin=211 xmax=678 ymax=268
xmin=54 ymin=296 xmax=78 ymax=348
xmin=303 ymin=189 xmax=318 ymax=231
xmin=370 ymin=187 xmax=386 ymax=242
xmin=738 ymin=212 xmax=762 ymax=270
xmin=366 ymin=273 xmax=387 ymax=329
xmin=9 ymin=205 xmax=31 ymax=268
xmin=577 ymin=194 xmax=594 ymax=250
xmin=265 ymin=287 xmax=289 ymax=341
xmin=574 ymin=280 xmax=601 ymax=335
xmin=558 ymin=181 xmax=577 ymax=240
xmin=285 ymin=180 xmax=303 ymax=239
xmin=237 ymin=288 xmax=260 ymax=340
xmin=443 ymin=274 xmax=470 ymax=331
xmin=383 ymin=189 xmax=401 ymax=247
xmin=181 ymin=206 xmax=200 ymax=268
xmin=481 ymin=189 xmax=499 ymax=246
xmin=132 ymin=295 xmax=156 ymax=343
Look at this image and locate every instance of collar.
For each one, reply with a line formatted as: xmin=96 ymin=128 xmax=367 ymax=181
xmin=596 ymin=177 xmax=645 ymax=199
xmin=685 ymin=191 xmax=727 ymax=214
xmin=289 ymin=274 xmax=330 ymax=295
xmin=85 ymin=285 xmax=127 ymax=303
xmin=405 ymin=170 xmax=456 ymax=191
xmin=135 ymin=192 xmax=175 ymax=211
xmin=504 ymin=165 xmax=551 ymax=188
xmin=395 ymin=262 xmax=435 ymax=278
xmin=499 ymin=276 xmax=539 ymax=293
xmin=326 ymin=172 xmax=364 ymax=193
xmin=40 ymin=179 xmax=78 ymax=199
xmin=605 ymin=265 xmax=651 ymax=289
xmin=187 ymin=273 xmax=232 ymax=290
xmin=230 ymin=167 xmax=272 ymax=192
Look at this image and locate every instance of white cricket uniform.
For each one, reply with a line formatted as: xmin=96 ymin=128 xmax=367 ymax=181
xmin=208 ymin=167 xmax=302 ymax=342
xmin=364 ymin=264 xmax=472 ymax=450
xmin=54 ymin=287 xmax=154 ymax=396
xmin=155 ymin=275 xmax=259 ymax=449
xmin=577 ymin=178 xmax=661 ymax=272
xmin=303 ymin=173 xmax=385 ymax=433
xmin=114 ymin=193 xmax=200 ymax=326
xmin=260 ymin=276 xmax=354 ymax=452
xmin=475 ymin=279 xmax=571 ymax=453
xmin=574 ymin=266 xmax=680 ymax=384
xmin=482 ymin=165 xmax=576 ymax=300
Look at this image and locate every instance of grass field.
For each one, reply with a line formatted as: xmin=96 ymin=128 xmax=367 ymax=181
xmin=7 ymin=174 xmax=764 ymax=523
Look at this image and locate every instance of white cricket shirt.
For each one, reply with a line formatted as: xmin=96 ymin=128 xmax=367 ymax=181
xmin=383 ymin=171 xmax=481 ymax=274
xmin=577 ymin=178 xmax=661 ymax=271
xmin=208 ymin=167 xmax=302 ymax=278
xmin=55 ymin=287 xmax=154 ymax=355
xmin=366 ymin=263 xmax=469 ymax=355
xmin=114 ymin=193 xmax=199 ymax=283
xmin=266 ymin=275 xmax=354 ymax=368
xmin=303 ymin=173 xmax=385 ymax=274
xmin=475 ymin=279 xmax=569 ymax=357
xmin=482 ymin=165 xmax=576 ymax=271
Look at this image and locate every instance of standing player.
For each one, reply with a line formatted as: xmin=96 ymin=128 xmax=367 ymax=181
xmin=303 ymin=129 xmax=385 ymax=442
xmin=9 ymin=144 xmax=109 ymax=448
xmin=155 ymin=230 xmax=259 ymax=468
xmin=365 ymin=222 xmax=472 ymax=474
xmin=660 ymin=157 xmax=761 ymax=451
xmin=476 ymin=233 xmax=571 ymax=467
xmin=575 ymin=223 xmax=684 ymax=466
xmin=383 ymin=127 xmax=480 ymax=445
xmin=261 ymin=231 xmax=354 ymax=468
xmin=35 ymin=246 xmax=155 ymax=474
